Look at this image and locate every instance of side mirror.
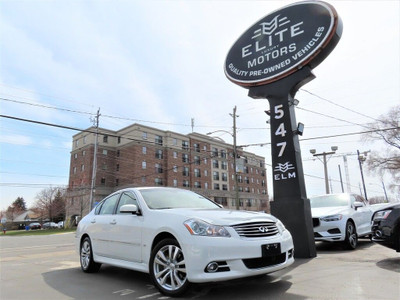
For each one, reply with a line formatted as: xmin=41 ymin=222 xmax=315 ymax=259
xmin=120 ymin=204 xmax=138 ymax=214
xmin=354 ymin=202 xmax=363 ymax=211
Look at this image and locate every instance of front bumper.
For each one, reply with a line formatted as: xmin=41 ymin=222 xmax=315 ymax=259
xmin=182 ymin=230 xmax=294 ymax=283
xmin=312 ymin=218 xmax=345 ymax=242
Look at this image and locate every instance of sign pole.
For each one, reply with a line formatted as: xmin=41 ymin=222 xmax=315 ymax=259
xmin=249 ymin=66 xmax=316 ymax=258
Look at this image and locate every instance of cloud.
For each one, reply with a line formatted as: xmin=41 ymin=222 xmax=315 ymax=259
xmin=0 ymin=135 xmax=33 ymax=146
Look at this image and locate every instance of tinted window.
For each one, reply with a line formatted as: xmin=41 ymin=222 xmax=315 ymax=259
xmin=99 ymin=193 xmax=120 ymax=215
xmin=117 ymin=192 xmax=138 ymax=214
xmin=310 ymin=194 xmax=350 ymax=208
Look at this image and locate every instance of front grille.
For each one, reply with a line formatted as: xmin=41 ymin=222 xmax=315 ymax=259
xmin=242 ymin=253 xmax=286 ymax=269
xmin=232 ymin=222 xmax=279 ymax=238
xmin=312 ymin=218 xmax=320 ymax=227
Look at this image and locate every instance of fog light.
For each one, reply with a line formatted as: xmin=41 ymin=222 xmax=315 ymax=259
xmin=206 ymin=262 xmax=219 ymax=273
xmin=288 ymin=249 xmax=294 ymax=259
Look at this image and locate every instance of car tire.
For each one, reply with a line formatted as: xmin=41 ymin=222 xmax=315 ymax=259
xmin=80 ymin=237 xmax=101 ymax=273
xmin=344 ymin=221 xmax=358 ymax=250
xmin=149 ymin=238 xmax=189 ymax=297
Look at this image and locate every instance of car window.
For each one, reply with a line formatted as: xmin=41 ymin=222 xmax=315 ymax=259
xmin=117 ymin=192 xmax=138 ymax=214
xmin=95 ymin=201 xmax=104 ymax=215
xmin=98 ymin=193 xmax=120 ymax=215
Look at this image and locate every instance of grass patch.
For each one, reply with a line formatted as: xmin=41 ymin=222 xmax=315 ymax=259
xmin=0 ymin=228 xmax=76 ymax=237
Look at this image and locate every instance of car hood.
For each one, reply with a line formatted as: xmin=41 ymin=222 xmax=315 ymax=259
xmin=311 ymin=206 xmax=348 ymax=218
xmin=156 ymin=208 xmax=277 ymax=226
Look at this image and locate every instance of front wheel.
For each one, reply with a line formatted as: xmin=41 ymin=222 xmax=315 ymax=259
xmin=344 ymin=221 xmax=358 ymax=250
xmin=149 ymin=238 xmax=189 ymax=296
xmin=80 ymin=237 xmax=101 ymax=273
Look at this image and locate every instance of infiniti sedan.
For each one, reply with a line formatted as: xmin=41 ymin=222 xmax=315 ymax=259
xmin=310 ymin=193 xmax=373 ymax=249
xmin=76 ymin=187 xmax=294 ymax=296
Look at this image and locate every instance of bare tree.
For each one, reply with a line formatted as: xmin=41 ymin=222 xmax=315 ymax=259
xmin=34 ymin=187 xmax=66 ymax=222
xmin=362 ymin=105 xmax=400 ymax=195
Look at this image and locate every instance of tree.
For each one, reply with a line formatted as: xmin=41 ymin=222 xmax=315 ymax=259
xmin=34 ymin=187 xmax=66 ymax=222
xmin=362 ymin=105 xmax=400 ymax=195
xmin=5 ymin=197 xmax=27 ymax=222
xmin=12 ymin=197 xmax=27 ymax=212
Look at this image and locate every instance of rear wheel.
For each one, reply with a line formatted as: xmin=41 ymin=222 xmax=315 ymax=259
xmin=80 ymin=237 xmax=101 ymax=273
xmin=149 ymin=238 xmax=189 ymax=296
xmin=344 ymin=221 xmax=358 ymax=250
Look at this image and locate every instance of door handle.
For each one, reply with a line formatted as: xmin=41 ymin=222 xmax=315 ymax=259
xmin=110 ymin=220 xmax=117 ymax=225
xmin=91 ymin=219 xmax=96 ymax=223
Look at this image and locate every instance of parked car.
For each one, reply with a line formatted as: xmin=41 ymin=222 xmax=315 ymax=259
xmin=43 ymin=222 xmax=58 ymax=229
xmin=57 ymin=221 xmax=64 ymax=228
xmin=371 ymin=203 xmax=400 ymax=252
xmin=310 ymin=193 xmax=374 ymax=249
xmin=76 ymin=187 xmax=294 ymax=296
xmin=29 ymin=222 xmax=41 ymax=230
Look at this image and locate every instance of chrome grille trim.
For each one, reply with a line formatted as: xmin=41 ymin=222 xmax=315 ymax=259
xmin=231 ymin=222 xmax=279 ymax=238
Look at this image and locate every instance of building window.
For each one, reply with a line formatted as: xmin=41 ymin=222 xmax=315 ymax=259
xmin=155 ymin=163 xmax=163 ymax=173
xmin=222 ymin=184 xmax=228 ymax=191
xmin=194 ymin=156 xmax=200 ymax=165
xmin=204 ymin=170 xmax=208 ymax=177
xmin=182 ymin=153 xmax=189 ymax=163
xmin=142 ymin=176 xmax=146 ymax=183
xmin=182 ymin=140 xmax=189 ymax=151
xmin=194 ymin=143 xmax=200 ymax=152
xmin=194 ymin=182 xmax=201 ymax=188
xmin=205 ymin=182 xmax=208 ymax=189
xmin=173 ymin=179 xmax=178 ymax=187
xmin=116 ymin=179 xmax=119 ymax=186
xmin=142 ymin=161 xmax=147 ymax=169
xmin=213 ymin=183 xmax=220 ymax=190
xmin=173 ymin=165 xmax=178 ymax=173
xmin=213 ymin=171 xmax=219 ymax=181
xmin=155 ymin=178 xmax=163 ymax=186
xmin=118 ymin=136 xmax=121 ymax=144
xmin=82 ymin=150 xmax=86 ymax=156
xmin=246 ymin=199 xmax=252 ymax=207
xmin=83 ymin=136 xmax=86 ymax=144
xmin=245 ymin=187 xmax=250 ymax=193
xmin=194 ymin=169 xmax=201 ymax=178
xmin=142 ymin=132 xmax=147 ymax=140
xmin=220 ymin=150 xmax=227 ymax=158
xmin=116 ymin=164 xmax=120 ymax=171
xmin=81 ymin=164 xmax=85 ymax=172
xmin=102 ymin=163 xmax=107 ymax=170
xmin=245 ymin=177 xmax=249 ymax=184
xmin=182 ymin=167 xmax=189 ymax=176
xmin=73 ymin=167 xmax=77 ymax=174
xmin=173 ymin=151 xmax=178 ymax=159
xmin=212 ymin=160 xmax=219 ymax=168
xmin=155 ymin=149 xmax=163 ymax=159
xmin=155 ymin=135 xmax=163 ymax=145
xmin=221 ymin=161 xmax=227 ymax=170
xmin=222 ymin=173 xmax=227 ymax=181
xmin=117 ymin=150 xmax=120 ymax=157
xmin=74 ymin=153 xmax=78 ymax=159
xmin=212 ymin=147 xmax=218 ymax=157
xmin=262 ymin=180 xmax=265 ymax=187
xmin=103 ymin=135 xmax=108 ymax=143
xmin=183 ymin=180 xmax=189 ymax=187
xmin=238 ymin=175 xmax=243 ymax=183
xmin=102 ymin=149 xmax=108 ymax=155
xmin=75 ymin=139 xmax=79 ymax=148
xmin=142 ymin=146 xmax=147 ymax=154
xmin=244 ymin=166 xmax=249 ymax=174
xmin=101 ymin=178 xmax=106 ymax=185
xmin=172 ymin=138 xmax=177 ymax=146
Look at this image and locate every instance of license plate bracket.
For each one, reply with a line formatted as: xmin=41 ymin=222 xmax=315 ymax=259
xmin=262 ymin=243 xmax=281 ymax=257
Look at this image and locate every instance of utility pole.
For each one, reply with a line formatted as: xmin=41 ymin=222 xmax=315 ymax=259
xmin=382 ymin=181 xmax=388 ymax=202
xmin=230 ymin=106 xmax=240 ymax=210
xmin=357 ymin=149 xmax=368 ymax=201
xmin=191 ymin=118 xmax=194 ymax=133
xmin=310 ymin=146 xmax=338 ymax=194
xmin=338 ymin=164 xmax=344 ymax=193
xmin=342 ymin=155 xmax=351 ymax=192
xmin=89 ymin=108 xmax=100 ymax=211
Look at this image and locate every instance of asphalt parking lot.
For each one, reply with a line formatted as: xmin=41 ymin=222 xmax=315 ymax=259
xmin=0 ymin=232 xmax=399 ymax=300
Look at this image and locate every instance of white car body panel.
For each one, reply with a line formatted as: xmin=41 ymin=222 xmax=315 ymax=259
xmin=76 ymin=187 xmax=294 ymax=284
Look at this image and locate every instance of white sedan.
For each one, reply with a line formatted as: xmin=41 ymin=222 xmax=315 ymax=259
xmin=310 ymin=193 xmax=374 ymax=249
xmin=76 ymin=187 xmax=294 ymax=296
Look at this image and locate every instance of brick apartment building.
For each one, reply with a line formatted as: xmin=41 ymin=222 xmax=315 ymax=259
xmin=66 ymin=123 xmax=269 ymax=222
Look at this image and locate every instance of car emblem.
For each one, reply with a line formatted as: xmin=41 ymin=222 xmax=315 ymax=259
xmin=258 ymin=226 xmax=269 ymax=233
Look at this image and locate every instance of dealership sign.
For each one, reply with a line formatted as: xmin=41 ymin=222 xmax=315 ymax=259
xmin=225 ymin=1 xmax=342 ymax=86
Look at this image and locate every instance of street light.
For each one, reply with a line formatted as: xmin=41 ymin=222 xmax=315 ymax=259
xmin=310 ymin=146 xmax=338 ymax=194
xmin=206 ymin=129 xmax=239 ymax=210
xmin=357 ymin=150 xmax=368 ymax=201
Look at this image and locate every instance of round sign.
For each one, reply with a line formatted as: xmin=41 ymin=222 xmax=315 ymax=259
xmin=224 ymin=1 xmax=342 ymax=87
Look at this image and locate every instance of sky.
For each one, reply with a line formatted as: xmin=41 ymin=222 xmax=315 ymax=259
xmin=0 ymin=0 xmax=399 ymax=210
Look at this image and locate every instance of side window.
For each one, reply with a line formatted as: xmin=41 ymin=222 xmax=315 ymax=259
xmin=117 ymin=192 xmax=138 ymax=214
xmin=99 ymin=194 xmax=120 ymax=215
xmin=95 ymin=201 xmax=104 ymax=215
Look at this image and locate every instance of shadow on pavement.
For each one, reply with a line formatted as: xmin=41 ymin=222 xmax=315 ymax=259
xmin=314 ymin=239 xmax=373 ymax=253
xmin=42 ymin=260 xmax=311 ymax=300
xmin=376 ymin=256 xmax=400 ymax=273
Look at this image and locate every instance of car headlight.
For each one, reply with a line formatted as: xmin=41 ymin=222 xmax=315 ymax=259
xmin=184 ymin=219 xmax=231 ymax=237
xmin=373 ymin=210 xmax=392 ymax=220
xmin=320 ymin=214 xmax=343 ymax=222
xmin=276 ymin=220 xmax=286 ymax=232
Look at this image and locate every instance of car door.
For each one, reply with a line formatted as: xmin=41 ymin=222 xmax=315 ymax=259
xmin=354 ymin=195 xmax=373 ymax=235
xmin=108 ymin=191 xmax=143 ymax=262
xmin=89 ymin=193 xmax=120 ymax=257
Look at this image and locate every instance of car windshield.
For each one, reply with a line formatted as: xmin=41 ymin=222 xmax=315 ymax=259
xmin=310 ymin=194 xmax=350 ymax=208
xmin=139 ymin=188 xmax=220 ymax=209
